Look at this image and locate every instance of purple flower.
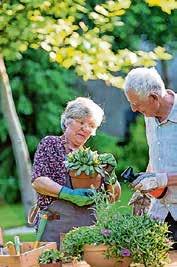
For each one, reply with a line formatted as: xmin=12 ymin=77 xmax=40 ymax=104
xmin=101 ymin=228 xmax=112 ymax=237
xmin=120 ymin=248 xmax=131 ymax=257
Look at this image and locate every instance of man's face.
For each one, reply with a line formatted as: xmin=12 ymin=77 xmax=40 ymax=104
xmin=126 ymin=90 xmax=159 ymax=117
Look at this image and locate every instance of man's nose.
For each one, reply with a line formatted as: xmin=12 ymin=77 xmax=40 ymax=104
xmin=131 ymin=104 xmax=137 ymax=112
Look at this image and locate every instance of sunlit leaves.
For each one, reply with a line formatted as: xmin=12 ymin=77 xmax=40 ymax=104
xmin=89 ymin=0 xmax=131 ymax=31
xmin=0 ymin=0 xmax=175 ymax=88
xmin=154 ymin=46 xmax=173 ymax=60
xmin=146 ymin=0 xmax=177 ymax=14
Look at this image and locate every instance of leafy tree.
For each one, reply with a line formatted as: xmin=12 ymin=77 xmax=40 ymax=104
xmin=0 ymin=0 xmax=176 ymax=217
xmin=0 ymin=48 xmax=77 ymax=204
xmin=146 ymin=0 xmax=177 ymax=14
xmin=111 ymin=1 xmax=177 ymax=85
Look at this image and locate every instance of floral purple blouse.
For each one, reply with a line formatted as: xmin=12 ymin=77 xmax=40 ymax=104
xmin=32 ymin=135 xmax=69 ymax=211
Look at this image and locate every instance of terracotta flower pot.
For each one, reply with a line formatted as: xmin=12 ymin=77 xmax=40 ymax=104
xmin=69 ymin=171 xmax=101 ymax=189
xmin=39 ymin=262 xmax=62 ymax=267
xmin=83 ymin=244 xmax=132 ymax=267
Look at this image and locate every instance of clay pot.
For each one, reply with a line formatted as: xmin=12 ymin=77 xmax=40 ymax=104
xmin=83 ymin=244 xmax=132 ymax=267
xmin=39 ymin=262 xmax=62 ymax=267
xmin=69 ymin=171 xmax=101 ymax=189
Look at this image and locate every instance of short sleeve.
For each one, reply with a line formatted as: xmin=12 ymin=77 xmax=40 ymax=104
xmin=31 ymin=136 xmax=59 ymax=182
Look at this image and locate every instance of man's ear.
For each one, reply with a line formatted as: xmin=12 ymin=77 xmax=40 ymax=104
xmin=149 ymin=93 xmax=159 ymax=103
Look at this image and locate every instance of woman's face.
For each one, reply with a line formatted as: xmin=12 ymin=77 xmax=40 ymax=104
xmin=65 ymin=116 xmax=97 ymax=148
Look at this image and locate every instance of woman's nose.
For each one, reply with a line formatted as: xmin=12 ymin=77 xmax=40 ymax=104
xmin=82 ymin=124 xmax=92 ymax=132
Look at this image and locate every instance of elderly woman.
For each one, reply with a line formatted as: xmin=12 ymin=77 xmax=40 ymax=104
xmin=32 ymin=97 xmax=121 ymax=248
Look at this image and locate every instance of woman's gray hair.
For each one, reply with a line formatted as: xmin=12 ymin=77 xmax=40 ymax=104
xmin=124 ymin=67 xmax=166 ymax=97
xmin=61 ymin=97 xmax=104 ymax=134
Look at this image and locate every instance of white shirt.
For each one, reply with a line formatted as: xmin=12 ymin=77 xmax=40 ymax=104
xmin=145 ymin=91 xmax=177 ymax=221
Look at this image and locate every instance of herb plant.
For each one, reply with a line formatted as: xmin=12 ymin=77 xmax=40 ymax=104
xmin=38 ymin=249 xmax=64 ymax=264
xmin=65 ymin=147 xmax=117 ymax=183
xmin=63 ymin=191 xmax=171 ymax=267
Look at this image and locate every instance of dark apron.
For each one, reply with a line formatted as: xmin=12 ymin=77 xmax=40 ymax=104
xmin=39 ymin=173 xmax=96 ymax=249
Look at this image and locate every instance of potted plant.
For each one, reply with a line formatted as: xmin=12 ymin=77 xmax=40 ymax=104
xmin=38 ymin=249 xmax=64 ymax=267
xmin=62 ymin=192 xmax=171 ymax=267
xmin=65 ymin=147 xmax=117 ymax=189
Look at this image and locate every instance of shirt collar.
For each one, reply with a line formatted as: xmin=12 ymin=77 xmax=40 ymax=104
xmin=166 ymin=91 xmax=177 ymax=123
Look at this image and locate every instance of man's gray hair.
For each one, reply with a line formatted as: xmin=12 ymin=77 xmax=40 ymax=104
xmin=61 ymin=97 xmax=104 ymax=134
xmin=124 ymin=67 xmax=166 ymax=97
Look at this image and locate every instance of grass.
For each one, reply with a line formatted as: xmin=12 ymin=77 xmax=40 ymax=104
xmin=0 ymin=203 xmax=36 ymax=243
xmin=4 ymin=233 xmax=36 ymax=243
xmin=119 ymin=183 xmax=133 ymax=207
xmin=114 ymin=182 xmax=133 ymax=214
xmin=0 ymin=203 xmax=26 ymax=229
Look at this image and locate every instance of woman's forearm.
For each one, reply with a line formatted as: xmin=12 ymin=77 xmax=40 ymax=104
xmin=32 ymin=176 xmax=63 ymax=197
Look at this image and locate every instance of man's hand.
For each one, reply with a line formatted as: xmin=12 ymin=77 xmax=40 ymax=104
xmin=58 ymin=186 xmax=95 ymax=206
xmin=129 ymin=191 xmax=151 ymax=216
xmin=132 ymin=172 xmax=168 ymax=193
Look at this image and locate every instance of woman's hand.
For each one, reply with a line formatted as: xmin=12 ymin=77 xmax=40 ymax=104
xmin=59 ymin=187 xmax=95 ymax=206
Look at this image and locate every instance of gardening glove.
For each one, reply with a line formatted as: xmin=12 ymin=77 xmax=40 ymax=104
xmin=128 ymin=191 xmax=151 ymax=216
xmin=132 ymin=172 xmax=168 ymax=193
xmin=58 ymin=186 xmax=95 ymax=206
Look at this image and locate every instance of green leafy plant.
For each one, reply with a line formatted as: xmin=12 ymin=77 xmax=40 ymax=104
xmin=63 ymin=191 xmax=171 ymax=267
xmin=38 ymin=249 xmax=64 ymax=264
xmin=65 ymin=147 xmax=117 ymax=183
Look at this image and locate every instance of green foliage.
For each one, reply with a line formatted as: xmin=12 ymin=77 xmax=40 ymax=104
xmin=112 ymin=0 xmax=177 ymax=52
xmin=7 ymin=49 xmax=77 ymax=137
xmin=0 ymin=204 xmax=26 ymax=228
xmin=38 ymin=249 xmax=64 ymax=264
xmin=0 ymin=177 xmax=20 ymax=203
xmin=87 ymin=117 xmax=148 ymax=178
xmin=87 ymin=131 xmax=120 ymax=169
xmin=0 ymin=49 xmax=78 ymax=203
xmin=63 ymin=225 xmax=105 ymax=259
xmin=63 ymin=191 xmax=171 ymax=266
xmin=0 ymin=0 xmax=172 ymax=88
xmin=118 ymin=116 xmax=148 ymax=174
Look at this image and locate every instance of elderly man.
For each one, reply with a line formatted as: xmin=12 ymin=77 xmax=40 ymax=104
xmin=124 ymin=67 xmax=177 ymax=249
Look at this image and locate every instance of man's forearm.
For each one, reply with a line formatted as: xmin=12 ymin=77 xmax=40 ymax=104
xmin=32 ymin=176 xmax=62 ymax=197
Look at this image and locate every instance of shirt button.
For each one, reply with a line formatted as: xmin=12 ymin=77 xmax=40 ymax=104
xmin=157 ymin=142 xmax=160 ymax=145
xmin=158 ymin=157 xmax=161 ymax=161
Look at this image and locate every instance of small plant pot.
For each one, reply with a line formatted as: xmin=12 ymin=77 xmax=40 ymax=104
xmin=84 ymin=244 xmax=132 ymax=267
xmin=39 ymin=262 xmax=62 ymax=267
xmin=69 ymin=171 xmax=101 ymax=189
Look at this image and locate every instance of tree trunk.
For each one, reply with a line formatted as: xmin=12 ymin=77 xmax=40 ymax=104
xmin=0 ymin=56 xmax=36 ymax=220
